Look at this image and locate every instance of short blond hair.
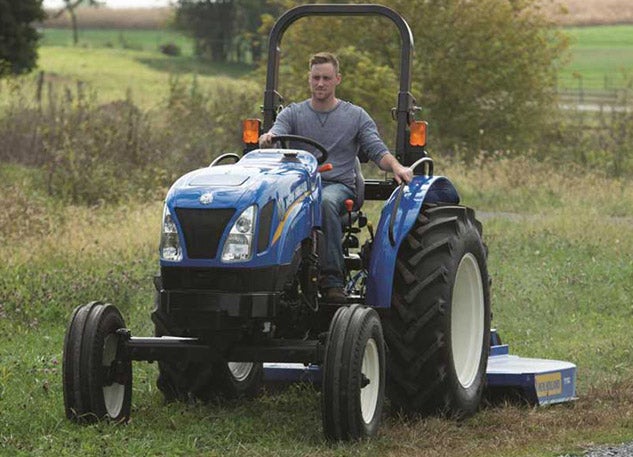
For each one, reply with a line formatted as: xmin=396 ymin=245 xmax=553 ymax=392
xmin=309 ymin=52 xmax=339 ymax=73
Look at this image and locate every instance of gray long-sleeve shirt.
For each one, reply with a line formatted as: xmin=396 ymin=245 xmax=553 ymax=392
xmin=269 ymin=100 xmax=388 ymax=191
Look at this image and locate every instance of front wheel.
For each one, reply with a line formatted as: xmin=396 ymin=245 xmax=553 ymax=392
xmin=385 ymin=204 xmax=491 ymax=417
xmin=63 ymin=301 xmax=132 ymax=423
xmin=322 ymin=305 xmax=386 ymax=441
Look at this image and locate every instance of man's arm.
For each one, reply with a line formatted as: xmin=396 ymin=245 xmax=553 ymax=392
xmin=259 ymin=104 xmax=295 ymax=147
xmin=378 ymin=152 xmax=413 ymax=185
xmin=355 ymin=108 xmax=412 ymax=184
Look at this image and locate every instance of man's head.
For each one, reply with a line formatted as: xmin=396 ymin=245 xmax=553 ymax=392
xmin=309 ymin=52 xmax=340 ymax=73
xmin=308 ymin=52 xmax=341 ymax=105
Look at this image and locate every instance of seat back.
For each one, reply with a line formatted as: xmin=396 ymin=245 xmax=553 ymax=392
xmin=352 ymin=157 xmax=365 ymax=211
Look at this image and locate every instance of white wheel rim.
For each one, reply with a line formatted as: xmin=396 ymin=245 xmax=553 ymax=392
xmin=451 ymin=253 xmax=485 ymax=389
xmin=228 ymin=362 xmax=253 ymax=382
xmin=102 ymin=333 xmax=125 ymax=418
xmin=360 ymin=337 xmax=380 ymax=424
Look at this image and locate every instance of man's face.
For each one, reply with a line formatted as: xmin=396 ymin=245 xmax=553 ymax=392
xmin=308 ymin=62 xmax=341 ymax=102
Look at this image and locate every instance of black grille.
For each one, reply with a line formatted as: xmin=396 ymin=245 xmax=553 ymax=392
xmin=175 ymin=208 xmax=235 ymax=259
xmin=258 ymin=200 xmax=275 ymax=253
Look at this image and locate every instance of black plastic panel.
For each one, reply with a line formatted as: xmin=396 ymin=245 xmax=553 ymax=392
xmin=175 ymin=208 xmax=235 ymax=259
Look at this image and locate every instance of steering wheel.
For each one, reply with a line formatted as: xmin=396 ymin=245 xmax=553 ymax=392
xmin=271 ymin=134 xmax=329 ymax=164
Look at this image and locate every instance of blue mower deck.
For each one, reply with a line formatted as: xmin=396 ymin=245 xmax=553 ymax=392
xmin=262 ymin=330 xmax=577 ymax=406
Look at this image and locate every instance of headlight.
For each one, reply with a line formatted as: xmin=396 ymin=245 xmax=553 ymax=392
xmin=159 ymin=205 xmax=182 ymax=262
xmin=222 ymin=205 xmax=257 ymax=262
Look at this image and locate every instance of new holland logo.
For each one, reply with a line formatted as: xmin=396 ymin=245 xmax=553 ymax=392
xmin=199 ymin=192 xmax=214 ymax=205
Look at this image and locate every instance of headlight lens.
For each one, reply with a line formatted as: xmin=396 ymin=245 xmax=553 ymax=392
xmin=222 ymin=205 xmax=257 ymax=262
xmin=160 ymin=205 xmax=182 ymax=262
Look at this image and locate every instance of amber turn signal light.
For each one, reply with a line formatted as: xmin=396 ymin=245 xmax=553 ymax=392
xmin=242 ymin=118 xmax=261 ymax=145
xmin=409 ymin=120 xmax=428 ymax=147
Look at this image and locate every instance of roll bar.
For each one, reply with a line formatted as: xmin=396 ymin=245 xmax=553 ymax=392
xmin=263 ymin=4 xmax=418 ymax=162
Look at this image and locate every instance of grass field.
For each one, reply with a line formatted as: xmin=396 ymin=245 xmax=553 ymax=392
xmin=557 ymin=24 xmax=633 ymax=92
xmin=35 ymin=24 xmax=633 ymax=107
xmin=1 ymin=16 xmax=632 ymax=457
xmin=33 ymin=45 xmax=253 ymax=108
xmin=40 ymin=28 xmax=195 ymax=56
xmin=1 ymin=158 xmax=633 ymax=456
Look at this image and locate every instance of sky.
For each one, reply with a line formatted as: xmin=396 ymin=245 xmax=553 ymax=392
xmin=43 ymin=0 xmax=173 ymax=8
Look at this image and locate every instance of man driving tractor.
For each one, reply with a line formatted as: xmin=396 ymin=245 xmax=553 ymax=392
xmin=259 ymin=52 xmax=413 ymax=302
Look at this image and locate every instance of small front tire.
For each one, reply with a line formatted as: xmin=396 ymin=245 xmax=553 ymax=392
xmin=322 ymin=305 xmax=386 ymax=441
xmin=63 ymin=302 xmax=132 ymax=423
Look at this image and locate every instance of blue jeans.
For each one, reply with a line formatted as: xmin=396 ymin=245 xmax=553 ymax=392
xmin=320 ymin=181 xmax=355 ymax=289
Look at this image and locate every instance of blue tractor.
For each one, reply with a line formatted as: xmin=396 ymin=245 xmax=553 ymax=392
xmin=62 ymin=4 xmax=492 ymax=440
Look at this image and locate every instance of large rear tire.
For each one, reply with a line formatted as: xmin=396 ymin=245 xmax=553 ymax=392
xmin=384 ymin=204 xmax=491 ymax=417
xmin=63 ymin=302 xmax=132 ymax=423
xmin=322 ymin=305 xmax=386 ymax=441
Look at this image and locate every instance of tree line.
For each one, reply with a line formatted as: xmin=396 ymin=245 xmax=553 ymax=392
xmin=174 ymin=0 xmax=283 ymax=64
xmin=2 ymin=0 xmax=582 ymax=165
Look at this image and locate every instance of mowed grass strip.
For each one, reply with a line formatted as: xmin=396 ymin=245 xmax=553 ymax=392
xmin=40 ymin=28 xmax=194 ymax=55
xmin=35 ymin=45 xmax=254 ymax=108
xmin=1 ymin=158 xmax=633 ymax=456
xmin=558 ymin=24 xmax=633 ymax=91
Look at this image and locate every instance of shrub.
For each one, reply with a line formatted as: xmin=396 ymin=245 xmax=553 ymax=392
xmin=0 ymin=72 xmax=260 ymax=205
xmin=542 ymin=94 xmax=633 ymax=178
xmin=159 ymin=43 xmax=181 ymax=56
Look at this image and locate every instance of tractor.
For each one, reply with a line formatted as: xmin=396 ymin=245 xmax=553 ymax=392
xmin=62 ymin=4 xmax=575 ymax=441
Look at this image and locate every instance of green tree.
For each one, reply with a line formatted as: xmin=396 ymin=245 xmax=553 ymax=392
xmin=175 ymin=0 xmax=236 ymax=62
xmin=52 ymin=0 xmax=103 ymax=46
xmin=259 ymin=0 xmax=568 ymax=157
xmin=0 ymin=0 xmax=46 ymax=75
xmin=175 ymin=0 xmax=281 ymax=63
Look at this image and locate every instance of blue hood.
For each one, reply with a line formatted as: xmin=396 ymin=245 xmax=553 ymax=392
xmin=162 ymin=149 xmax=322 ymax=268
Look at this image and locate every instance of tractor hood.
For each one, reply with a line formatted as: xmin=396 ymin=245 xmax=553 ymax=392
xmin=161 ymin=149 xmax=322 ymax=268
xmin=165 ymin=149 xmax=319 ymax=211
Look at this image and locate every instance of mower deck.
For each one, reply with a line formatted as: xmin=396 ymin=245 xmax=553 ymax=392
xmin=262 ymin=330 xmax=577 ymax=406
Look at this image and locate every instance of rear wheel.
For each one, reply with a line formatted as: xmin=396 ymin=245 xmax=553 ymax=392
xmin=63 ymin=302 xmax=132 ymax=423
xmin=322 ymin=305 xmax=386 ymax=441
xmin=384 ymin=204 xmax=490 ymax=417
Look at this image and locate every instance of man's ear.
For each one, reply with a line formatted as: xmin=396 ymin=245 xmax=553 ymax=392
xmin=336 ymin=73 xmax=342 ymax=86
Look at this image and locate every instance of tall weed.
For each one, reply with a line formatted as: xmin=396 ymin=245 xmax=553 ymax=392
xmin=0 ymin=73 xmax=259 ymax=204
xmin=539 ymin=75 xmax=633 ymax=178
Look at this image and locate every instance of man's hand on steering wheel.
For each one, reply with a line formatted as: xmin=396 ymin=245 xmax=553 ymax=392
xmin=258 ymin=132 xmax=275 ymax=148
xmin=257 ymin=133 xmax=329 ymax=164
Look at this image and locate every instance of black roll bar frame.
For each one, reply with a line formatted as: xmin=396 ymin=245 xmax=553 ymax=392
xmin=262 ymin=4 xmax=418 ymax=166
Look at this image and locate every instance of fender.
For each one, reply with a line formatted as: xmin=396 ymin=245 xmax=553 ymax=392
xmin=365 ymin=175 xmax=460 ymax=308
